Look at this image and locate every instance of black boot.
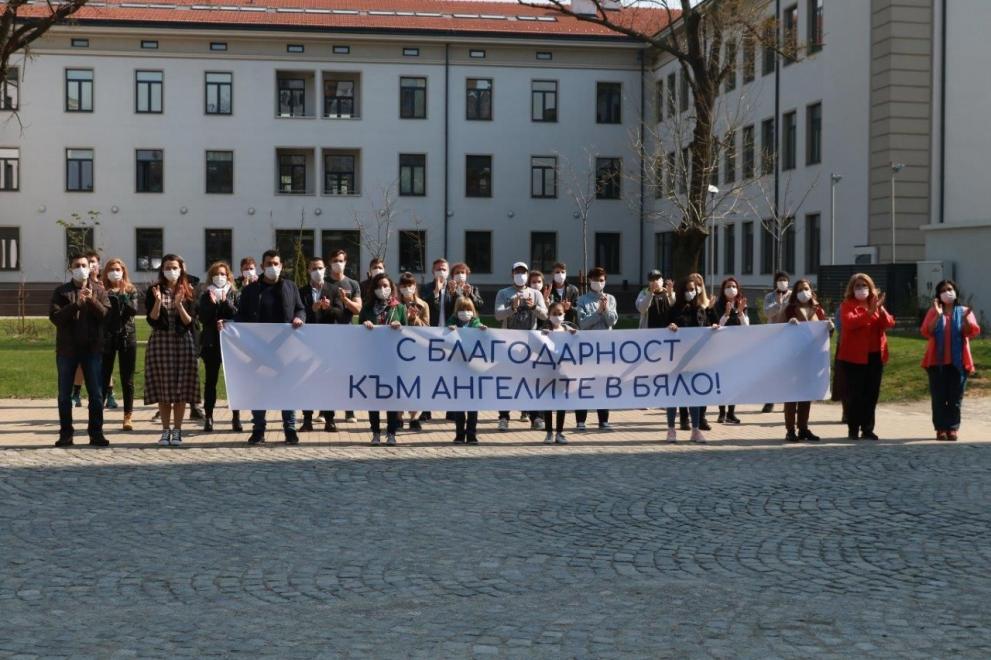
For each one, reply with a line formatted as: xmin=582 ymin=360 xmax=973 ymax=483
xmin=231 ymin=411 xmax=243 ymax=433
xmin=299 ymin=412 xmax=314 ymax=432
xmin=203 ymin=416 xmax=214 ymax=432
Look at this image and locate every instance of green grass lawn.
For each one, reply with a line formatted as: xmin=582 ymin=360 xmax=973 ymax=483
xmin=1 ymin=318 xmax=986 ymax=402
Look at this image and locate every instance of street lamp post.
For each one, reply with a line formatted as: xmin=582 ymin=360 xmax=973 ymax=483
xmin=707 ymin=184 xmax=719 ymax=297
xmin=830 ymin=173 xmax=842 ymax=265
xmin=890 ymin=162 xmax=905 ymax=263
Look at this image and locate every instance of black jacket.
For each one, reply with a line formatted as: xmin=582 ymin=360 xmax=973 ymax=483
xmin=103 ymin=289 xmax=139 ymax=348
xmin=198 ymin=289 xmax=238 ymax=357
xmin=299 ymin=282 xmax=334 ymax=325
xmin=672 ymin=302 xmax=718 ymax=328
xmin=49 ymin=281 xmax=110 ymax=356
xmin=235 ymin=278 xmax=305 ymax=324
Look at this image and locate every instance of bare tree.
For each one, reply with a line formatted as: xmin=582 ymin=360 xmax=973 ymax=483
xmin=752 ymin=171 xmax=820 ymax=273
xmin=556 ymin=149 xmax=600 ymax=284
xmin=1 ymin=0 xmax=90 ymax=82
xmin=351 ymin=182 xmax=425 ymax=273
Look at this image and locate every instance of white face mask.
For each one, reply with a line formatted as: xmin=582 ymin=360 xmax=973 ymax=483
xmin=457 ymin=311 xmax=473 ymax=323
xmin=310 ymin=268 xmax=325 ymax=283
xmin=370 ymin=267 xmax=385 ymax=278
xmin=553 ymin=272 xmax=566 ymax=285
xmin=796 ymin=289 xmax=812 ymax=303
xmin=724 ymin=286 xmax=738 ymax=299
xmin=212 ymin=275 xmax=228 ymax=289
xmin=163 ymin=268 xmax=181 ymax=283
xmin=530 ymin=282 xmax=543 ymax=291
xmin=106 ymin=270 xmax=123 ymax=283
xmin=434 ymin=269 xmax=448 ymax=281
xmin=513 ymin=272 xmax=528 ymax=287
xmin=330 ymin=261 xmax=346 ymax=275
xmin=71 ymin=266 xmax=90 ymax=282
xmin=776 ymin=280 xmax=789 ymax=292
xmin=939 ymin=290 xmax=956 ymax=304
xmin=549 ymin=314 xmax=564 ymax=327
xmin=453 ymin=272 xmax=467 ymax=283
xmin=242 ymin=269 xmax=257 ymax=282
xmin=375 ymin=287 xmax=391 ymax=300
xmin=685 ymin=289 xmax=697 ymax=302
xmin=854 ymin=286 xmax=870 ymax=301
xmin=589 ymin=280 xmax=605 ymax=293
xmin=264 ymin=265 xmax=281 ymax=280
xmin=400 ymin=286 xmax=415 ymax=299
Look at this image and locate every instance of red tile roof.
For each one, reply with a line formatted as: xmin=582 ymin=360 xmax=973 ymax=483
xmin=13 ymin=0 xmax=673 ymax=40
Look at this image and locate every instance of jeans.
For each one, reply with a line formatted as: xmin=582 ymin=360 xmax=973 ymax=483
xmin=102 ymin=343 xmax=136 ymax=414
xmin=667 ymin=407 xmax=700 ymax=429
xmin=841 ymin=353 xmax=884 ymax=435
xmin=251 ymin=409 xmax=295 ymax=432
xmin=57 ymin=353 xmax=104 ymax=437
xmin=543 ymin=410 xmax=566 ymax=434
xmin=452 ymin=411 xmax=478 ymax=438
xmin=369 ymin=411 xmax=399 ymax=434
xmin=927 ymin=365 xmax=968 ymax=431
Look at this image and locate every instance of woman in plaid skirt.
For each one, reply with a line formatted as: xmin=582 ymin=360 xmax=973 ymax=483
xmin=145 ymin=254 xmax=200 ymax=447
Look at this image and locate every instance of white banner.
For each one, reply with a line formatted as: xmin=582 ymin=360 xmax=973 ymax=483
xmin=220 ymin=322 xmax=830 ymax=412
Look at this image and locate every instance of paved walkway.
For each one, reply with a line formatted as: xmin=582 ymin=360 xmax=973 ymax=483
xmin=1 ymin=400 xmax=990 ymax=657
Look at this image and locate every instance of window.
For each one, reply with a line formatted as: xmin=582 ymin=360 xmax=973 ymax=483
xmin=465 ymin=231 xmax=492 ymax=274
xmin=596 ymin=82 xmax=621 ymax=124
xmin=287 ymin=44 xmax=304 ymax=54
xmin=531 ymin=80 xmax=557 ymax=122
xmin=65 ymin=69 xmax=93 ymax=112
xmin=666 ymin=73 xmax=676 ymax=116
xmin=808 ymin=0 xmax=824 ymax=54
xmin=403 ymin=47 xmax=420 ymax=57
xmin=724 ymin=40 xmax=737 ymax=93
xmin=806 ymin=102 xmax=822 ymax=165
xmin=399 ymin=154 xmax=426 ymax=196
xmin=323 ymin=151 xmax=357 ymax=195
xmin=783 ymin=222 xmax=796 ymax=273
xmin=66 ymin=149 xmax=94 ymax=192
xmin=654 ymin=231 xmax=673 ymax=272
xmin=531 ymin=156 xmax=557 ymax=199
xmin=595 ymin=158 xmax=621 ymax=200
xmin=400 ymin=76 xmax=426 ymax=119
xmin=275 ymin=229 xmax=315 ymax=273
xmin=724 ymin=224 xmax=736 ymax=274
xmin=665 ymin=151 xmax=676 ymax=197
xmin=277 ymin=77 xmax=306 ymax=117
xmin=135 ymin=71 xmax=163 ymax=113
xmin=135 ymin=228 xmax=164 ymax=272
xmin=65 ymin=227 xmax=94 ymax=261
xmin=469 ymin=49 xmax=486 ymax=59
xmin=466 ymin=155 xmax=492 ymax=197
xmin=210 ymin=42 xmax=227 ymax=52
xmin=761 ymin=118 xmax=776 ymax=175
xmin=324 ymin=76 xmax=357 ymax=118
xmin=205 ymin=72 xmax=232 ymax=115
xmin=206 ymin=150 xmax=233 ymax=194
xmin=0 ymin=227 xmax=19 ymax=270
xmin=762 ymin=19 xmax=777 ymax=75
xmin=594 ymin=233 xmax=621 ymax=275
xmin=278 ymin=153 xmax=308 ymax=194
xmin=743 ymin=34 xmax=756 ymax=83
xmin=0 ymin=148 xmax=18 ymax=191
xmin=141 ymin=40 xmax=158 ymax=50
xmin=679 ymin=72 xmax=689 ymax=113
xmin=530 ymin=232 xmax=557 ymax=274
xmin=723 ymin=131 xmax=736 ymax=184
xmin=742 ymin=221 xmax=754 ymax=274
xmin=71 ymin=38 xmax=89 ymax=48
xmin=654 ymin=79 xmax=664 ymax=123
xmin=321 ymin=230 xmax=361 ymax=280
xmin=333 ymin=45 xmax=351 ymax=55
xmin=653 ymin=153 xmax=664 ymax=199
xmin=399 ymin=230 xmax=426 ymax=273
xmin=466 ymin=78 xmax=492 ymax=120
xmin=0 ymin=67 xmax=17 ymax=111
xmin=783 ymin=5 xmax=799 ymax=64
xmin=536 ymin=51 xmax=553 ymax=61
xmin=205 ymin=229 xmax=232 ymax=270
xmin=805 ymin=213 xmax=821 ymax=273
xmin=135 ymin=149 xmax=163 ymax=193
xmin=782 ymin=111 xmax=797 ymax=170
xmin=742 ymin=125 xmax=755 ymax=179
xmin=761 ymin=222 xmax=775 ymax=275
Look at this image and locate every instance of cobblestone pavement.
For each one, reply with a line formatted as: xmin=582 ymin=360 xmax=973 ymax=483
xmin=1 ymin=400 xmax=990 ymax=658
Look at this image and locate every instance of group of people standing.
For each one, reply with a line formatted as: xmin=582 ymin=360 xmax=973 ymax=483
xmin=50 ymin=248 xmax=981 ymax=448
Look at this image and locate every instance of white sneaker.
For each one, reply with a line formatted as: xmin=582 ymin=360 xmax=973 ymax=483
xmin=386 ymin=433 xmax=397 ymax=446
xmin=519 ymin=412 xmax=529 ymax=422
xmin=345 ymin=415 xmax=357 ymax=423
xmin=666 ymin=428 xmax=678 ymax=444
xmin=576 ymin=421 xmax=587 ymax=432
xmin=555 ymin=433 xmax=568 ymax=445
xmin=599 ymin=422 xmax=613 ymax=431
xmin=498 ymin=418 xmax=509 ymax=432
xmin=533 ymin=417 xmax=545 ymax=430
xmin=690 ymin=429 xmax=707 ymax=444
xmin=158 ymin=430 xmax=171 ymax=446
xmin=543 ymin=433 xmax=554 ymax=445
xmin=170 ymin=430 xmax=182 ymax=446
xmin=371 ymin=433 xmax=381 ymax=445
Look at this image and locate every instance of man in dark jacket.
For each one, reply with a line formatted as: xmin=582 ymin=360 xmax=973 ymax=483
xmin=233 ymin=249 xmax=306 ymax=445
xmin=298 ymin=256 xmax=333 ymax=432
xmin=50 ymin=254 xmax=111 ymax=447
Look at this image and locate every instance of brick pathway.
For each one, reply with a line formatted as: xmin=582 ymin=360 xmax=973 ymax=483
xmin=1 ymin=399 xmax=990 ymax=657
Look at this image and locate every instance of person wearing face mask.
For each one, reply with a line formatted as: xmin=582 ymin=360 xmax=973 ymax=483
xmin=323 ymin=249 xmax=362 ymax=425
xmin=920 ymin=280 xmax=981 ymax=441
xmin=760 ymin=271 xmax=792 ymax=414
xmin=50 ymin=254 xmax=111 ymax=447
xmin=397 ymin=272 xmax=430 ymax=431
xmin=447 ymin=262 xmax=484 ymax=312
xmin=781 ymin=279 xmax=833 ymax=442
xmin=69 ymin=250 xmax=103 ymax=408
xmin=99 ymin=258 xmax=138 ymax=431
xmin=427 ymin=258 xmax=453 ymax=330
xmin=296 ymin=257 xmax=335 ymax=434
xmin=547 ymin=263 xmax=580 ymax=326
xmin=712 ymin=277 xmax=749 ymax=425
xmin=232 ymin=249 xmax=306 ymax=445
xmin=360 ymin=257 xmax=386 ymax=305
xmin=236 ymin=257 xmax=258 ymax=289
xmin=837 ymin=273 xmax=895 ymax=440
xmin=447 ymin=298 xmax=488 ymax=444
xmin=665 ymin=276 xmax=721 ymax=444
xmin=540 ymin=302 xmax=579 ymax=444
xmin=360 ymin=273 xmax=408 ymax=445
xmin=637 ymin=270 xmax=674 ymax=330
xmin=197 ymin=261 xmax=240 ymax=434
xmin=494 ymin=261 xmax=549 ymax=431
xmin=575 ymin=267 xmax=619 ymax=431
xmin=145 ymin=254 xmax=200 ymax=447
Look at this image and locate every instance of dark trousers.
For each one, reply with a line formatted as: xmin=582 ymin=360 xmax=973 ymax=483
xmin=927 ymin=365 xmax=968 ymax=431
xmin=784 ymin=402 xmax=812 ymax=432
xmin=303 ymin=410 xmax=335 ymax=422
xmin=203 ymin=354 xmax=222 ymax=417
xmin=498 ymin=411 xmax=510 ymax=420
xmin=543 ymin=410 xmax=565 ymax=434
xmin=668 ymin=407 xmax=700 ymax=428
xmin=575 ymin=409 xmax=609 ymax=425
xmin=718 ymin=405 xmax=736 ymax=416
xmin=57 ymin=353 xmax=104 ymax=437
xmin=841 ymin=352 xmax=883 ymax=435
xmin=102 ymin=343 xmax=136 ymax=414
xmin=252 ymin=410 xmax=295 ymax=432
xmin=452 ymin=411 xmax=478 ymax=438
xmin=369 ymin=411 xmax=399 ymax=434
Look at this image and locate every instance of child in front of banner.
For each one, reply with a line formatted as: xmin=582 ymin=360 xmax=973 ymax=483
xmin=541 ymin=302 xmax=578 ymax=445
xmin=447 ymin=297 xmax=488 ymax=444
xmin=781 ymin=279 xmax=833 ymax=442
xmin=360 ymin=273 xmax=407 ymax=446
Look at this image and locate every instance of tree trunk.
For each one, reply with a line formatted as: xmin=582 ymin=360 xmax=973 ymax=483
xmin=672 ymin=225 xmax=706 ymax=280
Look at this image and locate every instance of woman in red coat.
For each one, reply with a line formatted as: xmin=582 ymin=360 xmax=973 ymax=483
xmin=836 ymin=273 xmax=895 ymax=440
xmin=920 ymin=279 xmax=981 ymax=441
